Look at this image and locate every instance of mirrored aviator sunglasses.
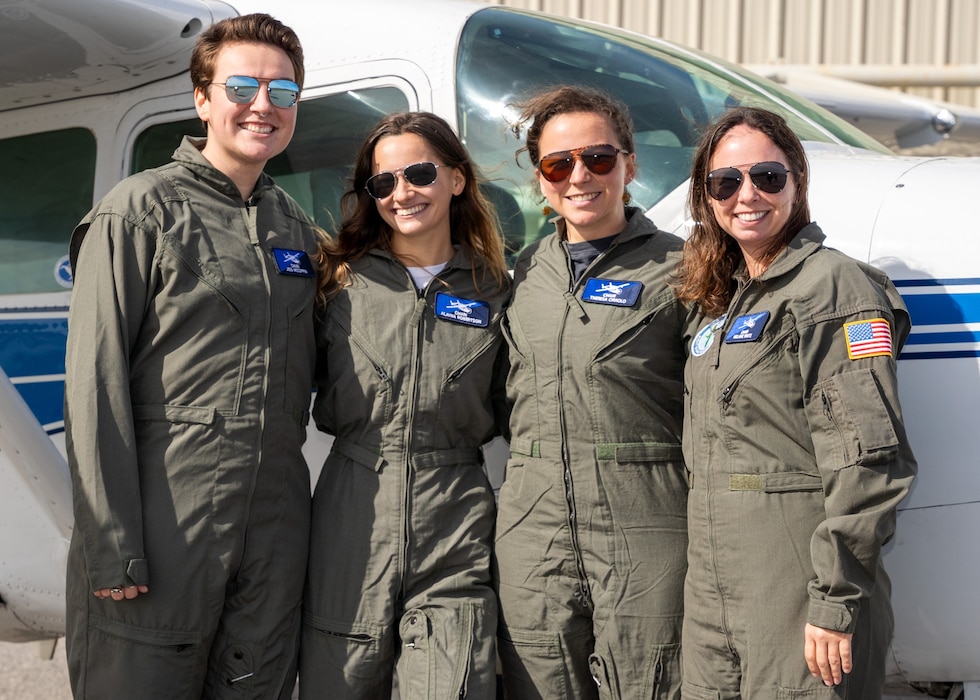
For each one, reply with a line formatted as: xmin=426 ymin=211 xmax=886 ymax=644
xmin=706 ymin=161 xmax=789 ymax=201
xmin=365 ymin=162 xmax=442 ymax=199
xmin=215 ymin=75 xmax=300 ymax=108
xmin=538 ymin=144 xmax=628 ymax=183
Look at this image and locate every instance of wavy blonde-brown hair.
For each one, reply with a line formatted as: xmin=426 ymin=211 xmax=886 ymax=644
xmin=675 ymin=106 xmax=811 ymax=317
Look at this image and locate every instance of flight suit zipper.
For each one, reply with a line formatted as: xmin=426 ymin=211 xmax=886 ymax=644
xmin=555 ymin=237 xmax=630 ymax=611
xmin=238 ymin=195 xmax=272 ymax=575
xmin=400 ymin=273 xmax=430 ymax=598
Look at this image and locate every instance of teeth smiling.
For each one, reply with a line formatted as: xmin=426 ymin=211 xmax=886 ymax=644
xmin=241 ymin=123 xmax=273 ymax=134
xmin=568 ymin=193 xmax=599 ymax=202
xmin=397 ymin=204 xmax=426 ymax=216
xmin=737 ymin=211 xmax=767 ymax=222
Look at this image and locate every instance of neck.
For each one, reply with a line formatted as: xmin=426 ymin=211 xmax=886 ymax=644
xmin=564 ymin=210 xmax=628 ymax=244
xmin=199 ymin=145 xmax=263 ymax=201
xmin=391 ymin=233 xmax=455 ymax=268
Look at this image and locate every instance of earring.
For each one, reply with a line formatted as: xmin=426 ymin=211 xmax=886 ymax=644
xmin=542 ymin=205 xmax=553 ymax=216
xmin=622 ymin=191 xmax=632 ymax=205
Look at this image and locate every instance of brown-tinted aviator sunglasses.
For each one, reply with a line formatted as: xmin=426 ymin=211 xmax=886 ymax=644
xmin=538 ymin=144 xmax=629 ymax=183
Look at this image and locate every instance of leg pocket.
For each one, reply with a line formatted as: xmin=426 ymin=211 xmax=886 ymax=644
xmin=649 ymin=643 xmax=683 ymax=700
xmin=681 ymin=680 xmax=723 ymax=699
xmin=82 ymin=616 xmax=207 ymax=699
xmin=300 ymin=613 xmax=390 ymax=693
xmin=593 ymin=642 xmax=682 ymax=699
xmin=498 ymin=626 xmax=569 ymax=699
xmin=776 ymin=683 xmax=846 ymax=698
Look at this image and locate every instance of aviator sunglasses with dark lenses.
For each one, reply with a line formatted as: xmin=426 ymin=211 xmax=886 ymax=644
xmin=210 ymin=75 xmax=300 ymax=109
xmin=365 ymin=162 xmax=442 ymax=199
xmin=538 ymin=144 xmax=629 ymax=183
xmin=706 ymin=161 xmax=790 ymax=201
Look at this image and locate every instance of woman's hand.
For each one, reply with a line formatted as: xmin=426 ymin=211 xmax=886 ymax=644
xmin=93 ymin=584 xmax=149 ymax=601
xmin=804 ymin=623 xmax=852 ymax=686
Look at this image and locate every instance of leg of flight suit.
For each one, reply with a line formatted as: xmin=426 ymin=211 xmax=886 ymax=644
xmin=395 ymin=457 xmax=498 ymax=699
xmin=587 ymin=453 xmax=686 ymax=700
xmin=67 ymin=420 xmax=232 ymax=700
xmin=205 ymin=417 xmax=311 ymax=699
xmin=495 ymin=456 xmax=598 ymax=700
xmin=300 ymin=449 xmax=399 ymax=698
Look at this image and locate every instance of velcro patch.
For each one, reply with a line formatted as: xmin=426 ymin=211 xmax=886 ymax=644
xmin=272 ymin=248 xmax=315 ymax=277
xmin=844 ymin=318 xmax=893 ymax=360
xmin=435 ymin=293 xmax=489 ymax=327
xmin=581 ymin=278 xmax=642 ymax=306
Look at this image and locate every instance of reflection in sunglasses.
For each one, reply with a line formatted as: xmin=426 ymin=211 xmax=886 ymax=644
xmin=365 ymin=162 xmax=443 ymax=199
xmin=538 ymin=144 xmax=629 ymax=183
xmin=706 ymin=161 xmax=789 ymax=201
xmin=210 ymin=75 xmax=300 ymax=109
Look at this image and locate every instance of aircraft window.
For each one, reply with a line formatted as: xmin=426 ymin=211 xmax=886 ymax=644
xmin=0 ymin=127 xmax=94 ymax=294
xmin=131 ymin=87 xmax=411 ymax=232
xmin=455 ymin=8 xmax=883 ymax=259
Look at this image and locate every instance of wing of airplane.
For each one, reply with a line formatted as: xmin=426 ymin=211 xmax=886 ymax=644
xmin=747 ymin=64 xmax=980 ymax=150
xmin=0 ymin=366 xmax=70 ymax=641
xmin=0 ymin=0 xmax=235 ymax=110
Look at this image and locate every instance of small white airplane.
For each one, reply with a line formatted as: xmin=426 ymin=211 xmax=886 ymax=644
xmin=1 ymin=1 xmax=978 ymax=698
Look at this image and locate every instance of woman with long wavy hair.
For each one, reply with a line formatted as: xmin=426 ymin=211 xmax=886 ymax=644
xmin=300 ymin=112 xmax=510 ymax=699
xmin=677 ymin=106 xmax=917 ymax=698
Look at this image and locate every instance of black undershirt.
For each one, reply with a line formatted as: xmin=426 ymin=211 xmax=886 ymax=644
xmin=566 ymin=233 xmax=618 ymax=283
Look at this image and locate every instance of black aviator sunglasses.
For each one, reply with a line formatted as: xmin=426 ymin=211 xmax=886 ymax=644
xmin=365 ymin=162 xmax=442 ymax=200
xmin=706 ymin=161 xmax=790 ymax=201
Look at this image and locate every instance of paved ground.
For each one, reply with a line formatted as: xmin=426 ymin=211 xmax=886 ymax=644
xmin=0 ymin=638 xmax=306 ymax=699
xmin=0 ymin=639 xmax=71 ymax=700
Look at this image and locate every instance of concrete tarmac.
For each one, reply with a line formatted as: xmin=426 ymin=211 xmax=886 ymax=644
xmin=0 ymin=639 xmax=71 ymax=700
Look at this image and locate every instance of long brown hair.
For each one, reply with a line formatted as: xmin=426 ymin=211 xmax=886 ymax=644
xmin=675 ymin=107 xmax=811 ymax=317
xmin=316 ymin=112 xmax=507 ymax=304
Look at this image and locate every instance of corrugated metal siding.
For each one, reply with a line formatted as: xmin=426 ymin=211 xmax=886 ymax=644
xmin=485 ymin=0 xmax=980 ymax=108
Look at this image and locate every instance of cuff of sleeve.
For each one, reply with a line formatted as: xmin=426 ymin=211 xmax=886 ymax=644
xmin=807 ymin=597 xmax=857 ymax=633
xmin=126 ymin=558 xmax=149 ymax=586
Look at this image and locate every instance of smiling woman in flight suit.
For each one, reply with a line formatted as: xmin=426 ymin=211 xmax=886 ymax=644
xmin=675 ymin=106 xmax=917 ymax=699
xmin=494 ymin=85 xmax=693 ymax=699
xmin=300 ymin=111 xmax=511 ymax=699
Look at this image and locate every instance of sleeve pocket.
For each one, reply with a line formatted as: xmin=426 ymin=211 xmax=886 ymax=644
xmin=809 ymin=368 xmax=899 ymax=469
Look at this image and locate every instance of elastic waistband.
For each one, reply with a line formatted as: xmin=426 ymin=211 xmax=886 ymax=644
xmin=510 ymin=437 xmax=682 ymax=463
xmin=331 ymin=439 xmax=481 ymax=471
xmin=331 ymin=438 xmax=385 ymax=471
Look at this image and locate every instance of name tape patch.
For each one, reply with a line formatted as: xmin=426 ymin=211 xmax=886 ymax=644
xmin=581 ymin=278 xmax=642 ymax=307
xmin=724 ymin=311 xmax=770 ymax=343
xmin=435 ymin=292 xmax=490 ymax=327
xmin=273 ymin=248 xmax=315 ymax=277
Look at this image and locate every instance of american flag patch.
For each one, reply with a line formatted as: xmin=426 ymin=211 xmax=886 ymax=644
xmin=843 ymin=318 xmax=893 ymax=360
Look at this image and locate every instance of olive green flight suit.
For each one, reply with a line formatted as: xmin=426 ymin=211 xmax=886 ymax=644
xmin=300 ymin=247 xmax=511 ymax=699
xmin=682 ymin=224 xmax=917 ymax=699
xmin=496 ymin=208 xmax=692 ymax=699
xmin=65 ymin=137 xmax=321 ymax=699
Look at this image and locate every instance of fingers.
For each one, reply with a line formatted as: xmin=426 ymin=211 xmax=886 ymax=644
xmin=839 ymin=634 xmax=853 ymax=674
xmin=804 ymin=623 xmax=853 ymax=687
xmin=92 ymin=585 xmax=148 ymax=601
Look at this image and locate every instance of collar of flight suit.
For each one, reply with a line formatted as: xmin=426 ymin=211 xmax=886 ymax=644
xmin=172 ymin=135 xmax=277 ymax=203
